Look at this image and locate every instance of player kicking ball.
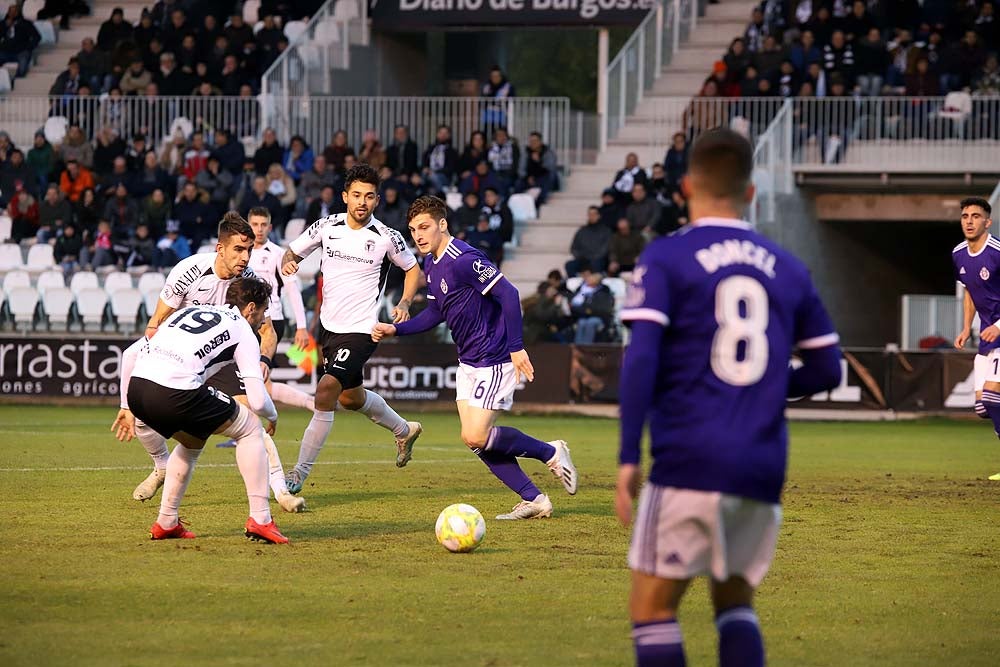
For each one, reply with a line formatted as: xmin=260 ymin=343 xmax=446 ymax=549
xmin=112 ymin=278 xmax=289 ymax=543
xmin=372 ymin=195 xmax=578 ymax=520
xmin=615 ymin=129 xmax=842 ymax=666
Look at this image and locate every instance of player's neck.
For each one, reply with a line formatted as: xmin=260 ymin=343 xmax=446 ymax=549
xmin=969 ymin=233 xmax=990 ymax=254
xmin=346 ymin=214 xmax=370 ymax=230
xmin=689 ymin=201 xmax=744 ymax=224
xmin=432 ymin=235 xmax=454 ymax=260
xmin=253 ymin=241 xmax=266 ymax=250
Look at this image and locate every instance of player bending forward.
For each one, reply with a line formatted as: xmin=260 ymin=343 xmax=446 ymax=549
xmin=281 ymin=164 xmax=422 ymax=493
xmin=952 ymin=196 xmax=1000 ymax=480
xmin=112 ymin=278 xmax=289 ymax=543
xmin=372 ymin=195 xmax=578 ymax=520
xmin=615 ymin=129 xmax=842 ymax=666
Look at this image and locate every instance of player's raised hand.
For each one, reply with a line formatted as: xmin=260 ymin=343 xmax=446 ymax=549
xmin=391 ymin=299 xmax=411 ymax=323
xmin=281 ymin=259 xmax=299 ymax=276
xmin=372 ymin=322 xmax=397 ymax=342
xmin=111 ymin=408 xmax=136 ymax=442
xmin=510 ymin=349 xmax=534 ymax=382
xmin=614 ymin=464 xmax=642 ymax=527
xmin=294 ymin=328 xmax=310 ymax=349
xmin=265 ymin=417 xmax=277 ymax=436
xmin=955 ymin=327 xmax=971 ymax=349
xmin=982 ymin=325 xmax=1000 ymax=343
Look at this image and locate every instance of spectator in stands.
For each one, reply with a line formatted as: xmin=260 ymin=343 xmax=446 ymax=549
xmin=100 ymin=156 xmax=130 ymax=199
xmin=387 ymin=125 xmax=419 ymax=176
xmin=0 ymin=4 xmax=41 ymax=76
xmin=487 ymin=127 xmax=519 ymax=195
xmin=300 ymin=155 xmax=338 ymax=205
xmin=181 ymin=131 xmax=209 ymax=184
xmin=822 ymin=75 xmax=855 ymax=163
xmin=266 ymin=163 xmax=297 ymax=223
xmin=92 ymin=126 xmax=126 ymax=179
xmin=739 ymin=64 xmax=761 ymax=96
xmin=465 ymin=215 xmax=504 ymax=265
xmin=790 ymin=30 xmax=822 ymax=72
xmin=176 ymin=34 xmax=199 ymax=75
xmin=132 ymin=9 xmax=157 ymax=49
xmin=974 ymin=54 xmax=1000 ymax=95
xmin=569 ymin=269 xmax=615 ymax=344
xmin=59 ymin=159 xmax=94 ymax=204
xmin=132 ymin=151 xmax=173 ymax=200
xmin=126 ymin=223 xmax=155 ymax=268
xmin=155 ymin=52 xmax=193 ymax=96
xmin=516 ymin=131 xmax=557 ymax=207
xmin=38 ymin=0 xmax=73 ymax=30
xmin=239 ymin=175 xmax=284 ymax=228
xmin=597 ymin=187 xmax=624 ymax=231
xmin=159 ymin=132 xmax=187 ymax=179
xmin=97 ymin=8 xmax=133 ymax=52
xmin=161 ymin=9 xmax=192 ymax=55
xmin=173 ymin=180 xmax=213 ymax=248
xmin=74 ymin=187 xmax=99 ymax=235
xmin=807 ymin=5 xmax=834 ymax=46
xmin=648 ymin=163 xmax=674 ymax=208
xmin=358 ymin=130 xmax=387 ymax=172
xmin=103 ymin=183 xmax=139 ymax=234
xmin=256 ymin=14 xmax=283 ymax=56
xmin=1 ymin=149 xmax=37 ymax=201
xmin=774 ymin=59 xmax=800 ymax=98
xmin=422 ymin=125 xmax=458 ymax=195
xmin=154 ymin=219 xmax=191 ymax=268
xmin=323 ymin=130 xmax=355 ymax=175
xmin=954 ymin=30 xmax=987 ymax=90
xmin=372 ymin=183 xmax=406 ymax=238
xmin=77 ymin=38 xmax=112 ymax=93
xmin=254 ymin=128 xmax=284 ymax=176
xmin=754 ymin=35 xmax=786 ymax=78
xmin=458 ymin=130 xmax=488 ymax=180
xmin=823 ymin=30 xmax=856 ymax=85
xmin=723 ymin=38 xmax=752 ymax=82
xmin=0 ymin=131 xmax=16 ymax=166
xmin=224 ymin=13 xmax=254 ymax=56
xmin=86 ymin=220 xmax=117 ymax=268
xmin=843 ymin=1 xmax=874 ymax=43
xmin=906 ymin=56 xmax=941 ymax=96
xmin=140 ymin=188 xmax=170 ymax=237
xmin=611 ymin=153 xmax=647 ymax=206
xmin=37 ymin=183 xmax=72 ymax=242
xmin=306 ymin=184 xmax=340 ymax=223
xmin=744 ymin=7 xmax=767 ymax=52
xmin=522 ymin=282 xmax=569 ymax=344
xmin=211 ymin=129 xmax=245 ymax=175
xmin=59 ymin=125 xmax=94 ymax=169
xmin=625 ymin=182 xmax=660 ymax=237
xmin=854 ymin=28 xmax=888 ymax=96
xmin=193 ymin=156 xmax=231 ymax=218
xmin=482 ymin=65 xmax=515 ymax=98
xmin=50 ymin=57 xmax=83 ymax=98
xmin=451 ymin=191 xmax=482 ymax=237
xmin=283 ymin=136 xmax=314 ymax=185
xmin=54 ymin=223 xmax=84 ymax=273
xmin=142 ymin=37 xmax=164 ymax=74
xmin=663 ymin=133 xmax=687 ymax=187
xmin=7 ymin=179 xmax=39 ymax=241
xmin=27 ymin=132 xmax=55 ymax=191
xmin=608 ymin=218 xmax=645 ymax=277
xmin=459 ymin=159 xmax=501 ymax=198
xmin=565 ymin=206 xmax=612 ymax=277
xmin=975 ymin=2 xmax=999 ymax=47
xmin=119 ymin=59 xmax=152 ymax=96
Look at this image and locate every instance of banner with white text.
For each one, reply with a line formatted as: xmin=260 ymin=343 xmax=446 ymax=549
xmin=369 ymin=0 xmax=656 ymax=28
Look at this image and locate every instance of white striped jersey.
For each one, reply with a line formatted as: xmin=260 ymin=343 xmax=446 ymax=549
xmin=248 ymin=240 xmax=303 ymax=323
xmin=160 ymin=251 xmax=255 ymax=309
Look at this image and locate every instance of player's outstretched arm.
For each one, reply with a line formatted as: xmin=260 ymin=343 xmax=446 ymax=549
xmin=371 ymin=323 xmax=397 ymax=342
xmin=145 ymin=298 xmax=177 ymax=339
xmin=113 ymin=337 xmax=144 ymax=442
xmin=392 ymin=264 xmax=422 ymax=323
xmin=281 ymin=249 xmax=305 ymax=276
xmin=388 ymin=297 xmax=445 ymax=340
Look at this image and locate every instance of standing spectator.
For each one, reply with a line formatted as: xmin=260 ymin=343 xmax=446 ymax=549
xmin=663 ymin=133 xmax=688 ymax=187
xmin=569 ymin=270 xmax=615 ymax=344
xmin=823 ymin=30 xmax=856 ymax=85
xmin=459 ymin=160 xmax=501 ymax=198
xmin=482 ymin=65 xmax=515 ymax=98
xmin=0 ymin=5 xmax=41 ymax=77
xmin=37 ymin=184 xmax=73 ymax=242
xmin=59 ymin=160 xmax=95 ymax=203
xmin=140 ymin=188 xmax=171 ymax=237
xmin=608 ymin=218 xmax=645 ymax=277
xmin=626 ymin=182 xmax=660 ymax=236
xmin=458 ymin=130 xmax=488 ymax=180
xmin=238 ymin=175 xmax=284 ymax=228
xmin=306 ymin=184 xmax=340 ymax=223
xmin=854 ymin=28 xmax=888 ymax=96
xmin=97 ymin=8 xmax=133 ymax=52
xmin=282 ymin=136 xmax=314 ymax=184
xmin=194 ymin=156 xmax=234 ymax=218
xmin=611 ymin=153 xmax=648 ymax=206
xmin=516 ymin=131 xmax=557 ymax=206
xmin=254 ymin=128 xmax=284 ymax=175
xmin=182 ymin=131 xmax=210 ymax=183
xmin=422 ymin=125 xmax=458 ymax=194
xmin=54 ymin=223 xmax=84 ymax=273
xmin=598 ymin=188 xmax=624 ymax=231
xmin=7 ymin=180 xmax=39 ymax=242
xmin=744 ymin=7 xmax=767 ymax=52
xmin=565 ymin=206 xmax=613 ymax=276
xmin=210 ymin=129 xmax=245 ymax=175
xmin=323 ymin=130 xmax=355 ymax=174
xmin=465 ymin=215 xmax=504 ymax=265
xmin=173 ymin=181 xmax=213 ymax=249
xmin=374 ymin=184 xmax=408 ymax=237
xmin=486 ymin=127 xmax=519 ymax=195
xmin=386 ymin=124 xmax=419 ymax=175
xmin=102 ymin=183 xmax=140 ymax=234
xmin=154 ymin=219 xmax=191 ymax=267
xmin=357 ymin=130 xmax=387 ymax=172
xmin=27 ymin=132 xmax=55 ymax=191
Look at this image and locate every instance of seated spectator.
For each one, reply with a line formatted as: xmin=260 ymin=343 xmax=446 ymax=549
xmin=176 ymin=34 xmax=199 ymax=75
xmin=126 ymin=223 xmax=155 ymax=268
xmin=663 ymin=133 xmax=688 ymax=186
xmin=54 ymin=223 xmax=84 ymax=274
xmin=211 ymin=130 xmax=245 ymax=175
xmin=754 ymin=35 xmax=786 ymax=78
xmin=744 ymin=7 xmax=767 ymax=52
xmin=823 ymin=30 xmax=856 ymax=85
xmin=37 ymin=183 xmax=73 ymax=243
xmin=120 ymin=59 xmax=152 ymax=96
xmin=182 ymin=131 xmax=210 ymax=184
xmin=739 ymin=65 xmax=761 ymax=97
xmin=465 ymin=215 xmax=504 ymax=265
xmin=283 ymin=135 xmax=314 ymax=185
xmin=611 ymin=153 xmax=648 ymax=206
xmin=74 ymin=187 xmax=100 ymax=236
xmin=7 ymin=180 xmax=39 ymax=242
xmin=239 ymin=175 xmax=284 ymax=229
xmin=458 ymin=131 xmax=488 ymax=180
xmin=974 ymin=54 xmax=1000 ymax=96
xmin=0 ymin=5 xmax=41 ymax=77
xmin=59 ymin=159 xmax=95 ymax=203
xmin=256 ymin=14 xmax=283 ymax=56
xmin=60 ymin=125 xmax=94 ymax=169
xmin=132 ymin=11 xmax=158 ymax=53
xmin=422 ymin=125 xmax=458 ymax=195
xmin=27 ymin=132 xmax=56 ymax=191
xmin=569 ymin=269 xmax=615 ymax=344
xmin=487 ymin=127 xmax=519 ymax=195
xmin=516 ymin=131 xmax=557 ymax=207
xmin=706 ymin=61 xmax=739 ymax=97
xmin=102 ymin=183 xmax=140 ymax=235
xmin=953 ymin=30 xmax=986 ymax=90
xmin=386 ymin=124 xmax=419 ymax=176
xmin=38 ymin=0 xmax=73 ymax=30
xmin=154 ymin=219 xmax=192 ymax=268
xmin=50 ymin=57 xmax=84 ymax=98
xmin=565 ymin=206 xmax=612 ymax=277
xmin=459 ymin=160 xmax=501 ymax=198
xmin=1 ymin=149 xmax=37 ymax=202
xmin=906 ymin=56 xmax=941 ymax=96
xmin=140 ymin=188 xmax=171 ymax=237
xmin=975 ymin=1 xmax=999 ymax=48
xmin=323 ymin=130 xmax=355 ymax=174
xmin=374 ymin=184 xmax=408 ymax=237
xmin=224 ymin=14 xmax=254 ymax=56
xmin=127 ymin=134 xmax=152 ymax=172
xmin=92 ymin=126 xmax=126 ymax=180
xmin=854 ymin=28 xmax=888 ymax=97
xmin=254 ymin=128 xmax=284 ymax=176
xmin=648 ymin=163 xmax=674 ymax=207
xmin=776 ymin=59 xmax=801 ymax=98
xmin=723 ymin=38 xmax=752 ymax=82
xmin=598 ymin=188 xmax=624 ymax=231
xmin=161 ymin=8 xmax=193 ymax=54
xmin=306 ymin=184 xmax=341 ymax=223
xmin=97 ymin=7 xmax=133 ymax=52
xmin=266 ymin=163 xmax=297 ymax=223
xmin=77 ymin=38 xmax=112 ymax=93
xmin=132 ymin=151 xmax=173 ymax=200
xmin=86 ymin=220 xmax=117 ymax=268
xmin=450 ymin=191 xmax=482 ymax=237
xmin=522 ymin=282 xmax=569 ymax=344
xmin=481 ymin=187 xmax=514 ymax=247
xmin=155 ymin=52 xmax=194 ymax=97
xmin=626 ymin=182 xmax=660 ymax=236
xmin=357 ymin=130 xmax=387 ymax=172
xmin=300 ymin=155 xmax=339 ymax=206
xmin=608 ymin=218 xmax=645 ymax=277
xmin=807 ymin=5 xmax=834 ymax=46
xmin=174 ymin=181 xmax=214 ymax=249
xmin=790 ymin=30 xmax=822 ymax=72
xmin=100 ymin=156 xmax=130 ymax=198
xmin=843 ymin=0 xmax=874 ymax=43
xmin=194 ymin=156 xmax=234 ymax=218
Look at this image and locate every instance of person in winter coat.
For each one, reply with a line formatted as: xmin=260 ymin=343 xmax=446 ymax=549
xmin=565 ymin=206 xmax=612 ymax=276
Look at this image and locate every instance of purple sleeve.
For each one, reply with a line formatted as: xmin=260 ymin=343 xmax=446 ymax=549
xmin=618 ymin=320 xmax=664 ymax=465
xmin=394 ymin=297 xmax=445 ymax=336
xmin=619 ymin=253 xmax=670 ymax=328
xmin=486 ymin=277 xmax=525 ymax=353
xmin=794 ymin=275 xmax=840 ymax=350
xmin=788 ymin=345 xmax=842 ymax=398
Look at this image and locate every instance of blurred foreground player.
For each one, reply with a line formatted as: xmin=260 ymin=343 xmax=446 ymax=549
xmin=112 ymin=278 xmax=289 ymax=543
xmin=615 ymin=128 xmax=842 ymax=666
xmin=372 ymin=195 xmax=578 ymax=520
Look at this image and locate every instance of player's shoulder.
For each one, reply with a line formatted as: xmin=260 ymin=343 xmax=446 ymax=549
xmin=987 ymin=236 xmax=1000 ymax=255
xmin=368 ymin=217 xmax=409 ymax=252
xmin=175 ymin=251 xmax=214 ymax=272
xmin=303 ymin=213 xmax=347 ymax=239
xmin=953 ymin=240 xmax=969 ymax=254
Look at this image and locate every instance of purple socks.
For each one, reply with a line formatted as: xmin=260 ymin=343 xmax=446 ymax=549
xmin=632 ymin=620 xmax=686 ymax=667
xmin=485 ymin=426 xmax=556 ymax=462
xmin=475 ymin=449 xmax=542 ymax=502
xmin=716 ymin=606 xmax=764 ymax=667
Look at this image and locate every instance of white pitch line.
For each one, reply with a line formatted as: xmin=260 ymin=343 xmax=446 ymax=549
xmin=0 ymin=459 xmax=476 ymax=473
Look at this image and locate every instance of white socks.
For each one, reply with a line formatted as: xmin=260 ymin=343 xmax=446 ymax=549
xmin=270 ymin=382 xmax=315 ymax=411
xmin=262 ymin=431 xmax=289 ymax=498
xmin=156 ymin=443 xmax=201 ymax=529
xmin=357 ymin=390 xmax=409 ymax=438
xmin=224 ymin=404 xmax=273 ymax=525
xmin=294 ymin=410 xmax=335 ymax=477
xmin=136 ymin=421 xmax=170 ymax=470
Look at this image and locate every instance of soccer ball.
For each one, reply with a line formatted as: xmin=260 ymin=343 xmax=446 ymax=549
xmin=435 ymin=503 xmax=486 ymax=553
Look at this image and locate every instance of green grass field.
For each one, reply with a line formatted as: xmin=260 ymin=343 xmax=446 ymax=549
xmin=1 ymin=406 xmax=999 ymax=666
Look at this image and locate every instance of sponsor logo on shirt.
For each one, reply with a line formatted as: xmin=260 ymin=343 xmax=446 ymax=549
xmin=982 ymin=267 xmax=991 ymax=281
xmin=391 ymin=232 xmax=406 ymax=253
xmin=472 ymin=259 xmax=497 ymax=284
xmin=325 ymin=248 xmax=376 ymax=264
xmin=193 ymin=329 xmax=232 ymax=359
xmin=365 ymin=239 xmax=376 ymax=253
xmin=440 ymin=278 xmax=448 ymax=294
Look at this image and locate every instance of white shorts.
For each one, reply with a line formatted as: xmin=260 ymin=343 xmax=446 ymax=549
xmin=628 ymin=485 xmax=782 ymax=588
xmin=973 ymin=352 xmax=1000 ymax=392
xmin=456 ymin=362 xmax=517 ymax=411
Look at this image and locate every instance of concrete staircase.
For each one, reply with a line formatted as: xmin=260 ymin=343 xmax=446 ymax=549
xmin=502 ymin=0 xmax=755 ymax=292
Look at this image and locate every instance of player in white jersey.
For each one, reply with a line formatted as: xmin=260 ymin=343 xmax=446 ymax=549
xmin=129 ymin=213 xmax=302 ymax=513
xmin=111 ymin=278 xmax=289 ymax=543
xmin=280 ymin=164 xmax=424 ymax=493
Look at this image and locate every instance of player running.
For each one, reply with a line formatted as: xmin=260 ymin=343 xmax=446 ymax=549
xmin=280 ymin=164 xmax=423 ymax=492
xmin=614 ymin=129 xmax=842 ymax=667
xmin=112 ymin=278 xmax=289 ymax=543
xmin=952 ymin=196 xmax=1000 ymax=480
xmin=131 ymin=213 xmax=303 ymax=513
xmin=372 ymin=195 xmax=578 ymax=520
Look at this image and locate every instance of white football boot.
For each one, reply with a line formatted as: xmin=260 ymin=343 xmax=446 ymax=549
xmin=546 ymin=440 xmax=578 ymax=495
xmin=132 ymin=468 xmax=166 ymax=502
xmin=496 ymin=494 xmax=553 ymax=520
xmin=395 ymin=421 xmax=422 ymax=468
xmin=276 ymin=490 xmax=307 ymax=513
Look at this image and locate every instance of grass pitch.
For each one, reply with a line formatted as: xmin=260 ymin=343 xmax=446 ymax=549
xmin=1 ymin=406 xmax=998 ymax=666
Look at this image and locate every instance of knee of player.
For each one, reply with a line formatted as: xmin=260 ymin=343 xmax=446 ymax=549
xmin=313 ymin=376 xmax=341 ymax=411
xmin=338 ymin=392 xmax=365 ymax=411
xmin=461 ymin=430 xmax=488 ymax=449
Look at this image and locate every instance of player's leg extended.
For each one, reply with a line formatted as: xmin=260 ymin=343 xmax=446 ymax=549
xmin=149 ymin=432 xmax=205 ymax=539
xmin=339 ymin=386 xmax=422 ymax=467
xmin=270 ymin=382 xmax=316 ymax=411
xmin=132 ymin=419 xmax=170 ymax=501
xmin=232 ymin=395 xmax=305 ymax=512
xmin=630 ymin=571 xmax=690 ymax=667
xmin=710 ymin=577 xmax=763 ymax=667
xmin=287 ymin=373 xmax=339 ymax=492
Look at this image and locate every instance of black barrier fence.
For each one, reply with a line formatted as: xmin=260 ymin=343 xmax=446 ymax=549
xmin=0 ymin=337 xmax=982 ymax=412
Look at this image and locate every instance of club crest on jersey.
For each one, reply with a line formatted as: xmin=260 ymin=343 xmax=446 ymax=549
xmin=440 ymin=278 xmax=448 ymax=294
xmin=982 ymin=267 xmax=991 ymax=280
xmin=365 ymin=239 xmax=375 ymax=253
xmin=472 ymin=259 xmax=497 ymax=283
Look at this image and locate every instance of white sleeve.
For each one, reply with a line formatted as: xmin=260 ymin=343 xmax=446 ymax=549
xmin=160 ymin=259 xmax=191 ymax=309
xmin=232 ymin=324 xmax=277 ymax=422
xmin=280 ymin=272 xmax=308 ymax=329
xmin=288 ymin=219 xmax=324 ymax=259
xmin=243 ymin=377 xmax=278 ymax=423
xmin=119 ymin=337 xmax=146 ymax=409
xmin=387 ymin=229 xmax=417 ymax=271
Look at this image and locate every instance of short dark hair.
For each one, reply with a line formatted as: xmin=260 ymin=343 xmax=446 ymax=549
xmin=225 ymin=277 xmax=272 ymax=311
xmin=343 ymin=163 xmax=380 ymax=191
xmin=961 ymin=197 xmax=992 ymax=216
xmin=247 ymin=206 xmax=271 ymax=222
xmin=687 ymin=128 xmax=753 ymax=200
xmin=218 ymin=210 xmax=254 ymax=243
xmin=407 ymin=195 xmax=449 ymax=223
xmin=588 ymin=205 xmax=600 ymax=213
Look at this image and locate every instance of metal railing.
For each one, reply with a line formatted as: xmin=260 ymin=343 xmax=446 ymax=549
xmin=749 ymin=99 xmax=794 ymax=226
xmin=901 ymin=295 xmax=964 ymax=350
xmin=604 ymin=0 xmax=697 ymax=149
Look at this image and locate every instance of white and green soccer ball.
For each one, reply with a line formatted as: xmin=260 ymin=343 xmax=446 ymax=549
xmin=435 ymin=503 xmax=486 ymax=553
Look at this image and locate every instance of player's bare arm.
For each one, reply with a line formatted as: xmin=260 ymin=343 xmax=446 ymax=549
xmin=510 ymin=349 xmax=535 ymax=382
xmin=144 ymin=298 xmax=177 ymax=339
xmin=956 ymin=289 xmax=976 ymax=348
xmin=392 ymin=265 xmax=423 ymax=323
xmin=372 ymin=322 xmax=397 ymax=342
xmin=111 ymin=408 xmax=136 ymax=442
xmin=281 ymin=249 xmax=304 ymax=276
xmin=258 ymin=317 xmax=278 ymax=381
xmin=614 ymin=463 xmax=642 ymax=526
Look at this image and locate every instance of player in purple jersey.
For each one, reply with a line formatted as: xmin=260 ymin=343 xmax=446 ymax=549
xmin=952 ymin=197 xmax=1000 ymax=479
xmin=615 ymin=129 xmax=843 ymax=667
xmin=371 ymin=196 xmax=579 ymax=520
